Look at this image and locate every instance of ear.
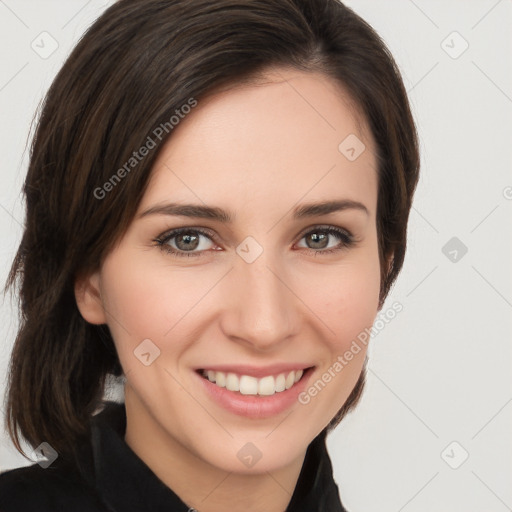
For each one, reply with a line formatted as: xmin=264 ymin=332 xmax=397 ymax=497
xmin=74 ymin=270 xmax=107 ymax=325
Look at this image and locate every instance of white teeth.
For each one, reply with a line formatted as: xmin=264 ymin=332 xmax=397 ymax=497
xmin=275 ymin=373 xmax=286 ymax=392
xmin=215 ymin=371 xmax=226 ymax=387
xmin=201 ymin=368 xmax=305 ymax=396
xmin=285 ymin=371 xmax=295 ymax=389
xmin=226 ymin=372 xmax=239 ymax=391
xmin=258 ymin=375 xmax=275 ymax=396
xmin=240 ymin=375 xmax=259 ymax=395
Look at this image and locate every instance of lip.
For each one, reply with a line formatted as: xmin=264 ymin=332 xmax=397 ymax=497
xmin=194 ymin=366 xmax=315 ymax=419
xmin=194 ymin=363 xmax=312 ymax=379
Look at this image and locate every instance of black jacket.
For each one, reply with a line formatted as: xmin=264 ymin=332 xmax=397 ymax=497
xmin=0 ymin=401 xmax=348 ymax=511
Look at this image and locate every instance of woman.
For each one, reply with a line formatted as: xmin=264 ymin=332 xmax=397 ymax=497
xmin=0 ymin=0 xmax=420 ymax=510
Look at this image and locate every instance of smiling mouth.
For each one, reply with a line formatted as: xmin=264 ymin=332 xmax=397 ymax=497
xmin=196 ymin=367 xmax=314 ymax=396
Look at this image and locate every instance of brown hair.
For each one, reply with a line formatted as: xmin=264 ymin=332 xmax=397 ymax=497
xmin=2 ymin=0 xmax=419 ymax=468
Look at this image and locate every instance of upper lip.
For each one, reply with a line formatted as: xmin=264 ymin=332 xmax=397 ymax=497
xmin=196 ymin=364 xmax=314 ymax=379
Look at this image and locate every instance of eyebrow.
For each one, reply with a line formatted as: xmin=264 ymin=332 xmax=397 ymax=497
xmin=137 ymin=199 xmax=369 ymax=222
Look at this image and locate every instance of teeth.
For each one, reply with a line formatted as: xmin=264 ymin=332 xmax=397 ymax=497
xmin=241 ymin=375 xmax=259 ymax=395
xmin=201 ymin=369 xmax=305 ymax=396
xmin=275 ymin=373 xmax=286 ymax=392
xmin=258 ymin=375 xmax=274 ymax=395
xmin=226 ymin=372 xmax=239 ymax=392
xmin=215 ymin=371 xmax=226 ymax=387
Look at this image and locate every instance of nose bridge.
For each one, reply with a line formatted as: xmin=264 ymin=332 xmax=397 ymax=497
xmin=221 ymin=248 xmax=300 ymax=349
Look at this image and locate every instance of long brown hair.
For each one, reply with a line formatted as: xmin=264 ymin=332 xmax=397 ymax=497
xmin=2 ymin=0 xmax=420 ymax=468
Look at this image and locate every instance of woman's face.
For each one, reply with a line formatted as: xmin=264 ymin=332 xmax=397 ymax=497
xmin=77 ymin=68 xmax=381 ymax=474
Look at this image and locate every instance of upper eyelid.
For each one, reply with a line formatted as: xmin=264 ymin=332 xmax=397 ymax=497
xmin=297 ymin=224 xmax=353 ymax=238
xmin=158 ymin=226 xmax=216 ymax=242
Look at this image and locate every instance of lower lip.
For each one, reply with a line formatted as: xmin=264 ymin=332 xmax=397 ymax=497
xmin=194 ymin=367 xmax=315 ymax=419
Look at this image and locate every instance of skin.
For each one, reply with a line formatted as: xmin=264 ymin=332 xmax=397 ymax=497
xmin=75 ymin=67 xmax=385 ymax=512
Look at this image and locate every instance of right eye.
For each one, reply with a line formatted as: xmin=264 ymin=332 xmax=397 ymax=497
xmin=153 ymin=227 xmax=218 ymax=258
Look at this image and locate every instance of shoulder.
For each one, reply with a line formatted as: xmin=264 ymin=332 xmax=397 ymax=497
xmin=0 ymin=463 xmax=107 ymax=512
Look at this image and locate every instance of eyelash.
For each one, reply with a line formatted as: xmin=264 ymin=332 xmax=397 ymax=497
xmin=153 ymin=225 xmax=356 ymax=259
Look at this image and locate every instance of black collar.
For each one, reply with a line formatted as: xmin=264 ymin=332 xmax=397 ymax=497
xmin=81 ymin=401 xmax=347 ymax=512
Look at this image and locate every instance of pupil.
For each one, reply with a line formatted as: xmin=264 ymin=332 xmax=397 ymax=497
xmin=177 ymin=232 xmax=199 ymax=251
xmin=309 ymin=232 xmax=327 ymax=249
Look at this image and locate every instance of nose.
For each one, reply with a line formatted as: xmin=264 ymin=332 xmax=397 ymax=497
xmin=219 ymin=252 xmax=302 ymax=352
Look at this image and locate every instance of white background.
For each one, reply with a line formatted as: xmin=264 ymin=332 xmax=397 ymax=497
xmin=1 ymin=1 xmax=511 ymax=510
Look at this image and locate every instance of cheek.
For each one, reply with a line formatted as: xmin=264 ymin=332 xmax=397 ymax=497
xmin=337 ymin=263 xmax=381 ymax=342
xmin=103 ymin=266 xmax=165 ymax=329
xmin=300 ymin=244 xmax=381 ymax=349
xmin=301 ymin=251 xmax=380 ymax=412
xmin=99 ymin=251 xmax=223 ymax=367
xmin=99 ymin=252 xmax=186 ymax=356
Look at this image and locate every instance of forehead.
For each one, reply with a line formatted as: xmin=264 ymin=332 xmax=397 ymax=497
xmin=140 ymin=68 xmax=378 ymax=221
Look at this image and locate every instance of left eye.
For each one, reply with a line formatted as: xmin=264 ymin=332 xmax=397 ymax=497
xmin=154 ymin=225 xmax=355 ymax=258
xmin=296 ymin=226 xmax=354 ymax=253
